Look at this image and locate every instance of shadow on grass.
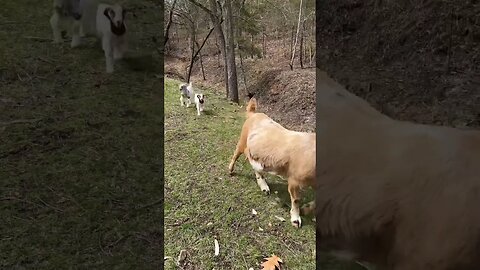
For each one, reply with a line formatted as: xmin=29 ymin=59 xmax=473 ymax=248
xmin=202 ymin=110 xmax=215 ymax=116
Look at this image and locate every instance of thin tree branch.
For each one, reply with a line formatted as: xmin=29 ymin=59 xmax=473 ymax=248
xmin=164 ymin=0 xmax=178 ymax=47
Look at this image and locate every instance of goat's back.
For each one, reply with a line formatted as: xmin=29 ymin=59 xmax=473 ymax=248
xmin=316 ymin=70 xmax=480 ymax=269
xmin=247 ymin=113 xmax=315 ymax=184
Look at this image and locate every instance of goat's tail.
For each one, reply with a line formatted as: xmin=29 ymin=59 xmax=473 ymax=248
xmin=246 ymin=97 xmax=257 ymax=117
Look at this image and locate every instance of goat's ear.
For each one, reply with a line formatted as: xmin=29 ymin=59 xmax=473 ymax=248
xmin=103 ymin=7 xmax=115 ymax=20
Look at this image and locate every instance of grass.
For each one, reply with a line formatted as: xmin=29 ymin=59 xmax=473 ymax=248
xmin=0 ymin=0 xmax=163 ymax=269
xmin=164 ymin=78 xmax=315 ymax=269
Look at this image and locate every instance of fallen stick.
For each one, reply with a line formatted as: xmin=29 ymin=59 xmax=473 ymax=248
xmin=23 ymin=36 xmax=52 ymax=42
xmin=0 ymin=119 xmax=41 ymax=125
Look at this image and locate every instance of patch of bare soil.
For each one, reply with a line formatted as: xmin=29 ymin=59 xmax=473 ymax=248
xmin=164 ymin=44 xmax=316 ymax=132
xmin=317 ymin=0 xmax=480 ymax=127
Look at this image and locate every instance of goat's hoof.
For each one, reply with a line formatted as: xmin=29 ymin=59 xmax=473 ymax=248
xmin=291 ymin=218 xmax=302 ymax=228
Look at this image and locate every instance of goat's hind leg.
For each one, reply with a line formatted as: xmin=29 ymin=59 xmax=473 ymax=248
xmin=50 ymin=11 xmax=63 ymax=43
xmin=228 ymin=143 xmax=244 ymax=175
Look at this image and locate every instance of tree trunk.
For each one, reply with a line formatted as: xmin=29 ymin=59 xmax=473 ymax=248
xmin=262 ymin=29 xmax=266 ymax=58
xmin=224 ymin=0 xmax=239 ymax=103
xmin=251 ymin=33 xmax=254 ymax=58
xmin=186 ymin=23 xmax=196 ymax=83
xmin=290 ymin=25 xmax=295 ymax=60
xmin=195 ymin=40 xmax=206 ymax=80
xmin=164 ymin=0 xmax=178 ymax=47
xmin=289 ymin=0 xmax=303 ymax=70
xmin=238 ymin=43 xmax=247 ymax=99
xmin=300 ymin=19 xmax=304 ymax=68
xmin=309 ymin=42 xmax=313 ymax=66
xmin=208 ymin=0 xmax=229 ymax=98
xmin=186 ymin=24 xmax=215 ymax=83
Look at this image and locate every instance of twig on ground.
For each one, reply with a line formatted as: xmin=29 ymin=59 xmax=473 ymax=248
xmin=98 ymin=236 xmax=112 ymax=256
xmin=23 ymin=36 xmax=51 ymax=42
xmin=37 ymin=57 xmax=55 ymax=65
xmin=167 ymin=217 xmax=190 ymax=227
xmin=137 ymin=198 xmax=163 ymax=210
xmin=108 ymin=234 xmax=131 ymax=248
xmin=0 ymin=119 xmax=41 ymax=126
xmin=37 ymin=197 xmax=64 ymax=213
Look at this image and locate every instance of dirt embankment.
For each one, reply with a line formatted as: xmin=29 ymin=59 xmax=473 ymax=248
xmin=317 ymin=0 xmax=480 ymax=127
xmin=164 ymin=44 xmax=316 ymax=132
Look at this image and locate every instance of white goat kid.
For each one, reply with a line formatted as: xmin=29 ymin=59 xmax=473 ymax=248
xmin=96 ymin=3 xmax=127 ymax=73
xmin=179 ymin=82 xmax=193 ymax=107
xmin=194 ymin=93 xmax=206 ymax=116
xmin=50 ymin=0 xmax=84 ymax=47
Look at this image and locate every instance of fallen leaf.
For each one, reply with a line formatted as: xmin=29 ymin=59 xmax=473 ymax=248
xmin=261 ymin=254 xmax=283 ymax=270
xmin=252 ymin=209 xmax=258 ymax=215
xmin=268 ymin=222 xmax=273 ymax=227
xmin=259 ymin=227 xmax=264 ymax=231
xmin=274 ymin=215 xmax=285 ymax=222
xmin=164 ymin=256 xmax=172 ymax=261
xmin=214 ymin=239 xmax=219 ymax=256
xmin=207 ymin=222 xmax=213 ymax=226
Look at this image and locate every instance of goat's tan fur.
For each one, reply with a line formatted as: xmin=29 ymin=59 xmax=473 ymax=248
xmin=229 ymin=97 xmax=316 ymax=228
xmin=317 ymin=70 xmax=480 ymax=270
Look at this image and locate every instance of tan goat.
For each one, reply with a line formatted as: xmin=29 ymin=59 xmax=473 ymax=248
xmin=317 ymin=70 xmax=480 ymax=270
xmin=229 ymin=97 xmax=316 ymax=228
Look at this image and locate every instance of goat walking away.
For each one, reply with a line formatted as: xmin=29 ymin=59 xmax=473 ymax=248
xmin=317 ymin=70 xmax=480 ymax=270
xmin=229 ymin=97 xmax=316 ymax=228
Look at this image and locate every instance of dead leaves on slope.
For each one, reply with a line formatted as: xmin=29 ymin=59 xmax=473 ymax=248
xmin=261 ymin=254 xmax=284 ymax=270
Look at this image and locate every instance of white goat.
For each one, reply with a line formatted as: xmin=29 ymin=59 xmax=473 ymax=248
xmin=49 ymin=0 xmax=127 ymax=73
xmin=50 ymin=0 xmax=84 ymax=47
xmin=96 ymin=3 xmax=128 ymax=73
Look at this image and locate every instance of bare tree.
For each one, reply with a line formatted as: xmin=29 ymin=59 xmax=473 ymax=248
xmin=188 ymin=0 xmax=230 ymax=97
xmin=225 ymin=0 xmax=239 ymax=103
xmin=300 ymin=16 xmax=305 ymax=68
xmin=186 ymin=25 xmax=216 ymax=82
xmin=289 ymin=0 xmax=303 ymax=70
xmin=164 ymin=0 xmax=178 ymax=47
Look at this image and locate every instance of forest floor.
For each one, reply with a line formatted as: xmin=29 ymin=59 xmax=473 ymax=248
xmin=0 ymin=0 xmax=163 ymax=268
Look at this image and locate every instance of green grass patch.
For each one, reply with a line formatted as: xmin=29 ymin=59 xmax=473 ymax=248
xmin=0 ymin=1 xmax=163 ymax=268
xmin=164 ymin=78 xmax=315 ymax=269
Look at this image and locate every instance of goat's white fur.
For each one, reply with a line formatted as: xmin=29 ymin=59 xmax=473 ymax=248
xmin=50 ymin=0 xmax=82 ymax=47
xmin=179 ymin=82 xmax=193 ymax=107
xmin=194 ymin=93 xmax=206 ymax=116
xmin=96 ymin=3 xmax=127 ymax=73
xmin=49 ymin=0 xmax=127 ymax=73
